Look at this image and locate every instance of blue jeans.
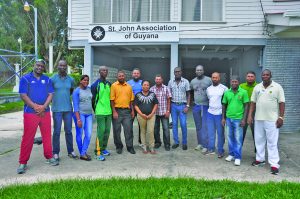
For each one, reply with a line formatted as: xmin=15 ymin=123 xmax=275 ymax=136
xmin=52 ymin=111 xmax=74 ymax=155
xmin=207 ymin=112 xmax=224 ymax=154
xmin=192 ymin=105 xmax=208 ymax=148
xmin=226 ymin=118 xmax=244 ymax=159
xmin=171 ymin=103 xmax=187 ymax=145
xmin=73 ymin=113 xmax=93 ymax=156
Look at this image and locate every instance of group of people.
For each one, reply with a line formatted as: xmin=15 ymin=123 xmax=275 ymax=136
xmin=17 ymin=60 xmax=285 ymax=176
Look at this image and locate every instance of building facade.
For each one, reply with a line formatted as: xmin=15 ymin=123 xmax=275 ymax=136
xmin=68 ymin=0 xmax=300 ymax=133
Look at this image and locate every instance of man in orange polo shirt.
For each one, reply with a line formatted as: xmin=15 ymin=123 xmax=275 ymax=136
xmin=110 ymin=70 xmax=135 ymax=154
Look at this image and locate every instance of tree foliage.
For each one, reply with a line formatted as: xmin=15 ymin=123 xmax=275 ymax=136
xmin=0 ymin=0 xmax=83 ymax=71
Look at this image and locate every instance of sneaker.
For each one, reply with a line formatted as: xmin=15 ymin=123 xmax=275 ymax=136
xmin=225 ymin=155 xmax=235 ymax=162
xmin=252 ymin=160 xmax=266 ymax=167
xmin=201 ymin=148 xmax=208 ymax=153
xmin=68 ymin=152 xmax=79 ymax=159
xmin=17 ymin=164 xmax=27 ymax=174
xmin=96 ymin=155 xmax=105 ymax=161
xmin=234 ymin=159 xmax=241 ymax=166
xmin=182 ymin=145 xmax=188 ymax=150
xmin=101 ymin=149 xmax=110 ymax=156
xmin=204 ymin=150 xmax=215 ymax=155
xmin=46 ymin=158 xmax=59 ymax=166
xmin=53 ymin=154 xmax=59 ymax=161
xmin=172 ymin=144 xmax=179 ymax=149
xmin=270 ymin=167 xmax=279 ymax=175
xmin=218 ymin=153 xmax=224 ymax=158
xmin=194 ymin=145 xmax=202 ymax=151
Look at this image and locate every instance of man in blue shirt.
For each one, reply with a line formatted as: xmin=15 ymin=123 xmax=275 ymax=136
xmin=51 ymin=60 xmax=78 ymax=161
xmin=127 ymin=68 xmax=142 ymax=146
xmin=17 ymin=60 xmax=58 ymax=174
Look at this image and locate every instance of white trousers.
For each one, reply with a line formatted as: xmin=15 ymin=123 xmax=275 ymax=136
xmin=254 ymin=120 xmax=280 ymax=168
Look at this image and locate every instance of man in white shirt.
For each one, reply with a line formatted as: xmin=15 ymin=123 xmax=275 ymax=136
xmin=206 ymin=72 xmax=228 ymax=158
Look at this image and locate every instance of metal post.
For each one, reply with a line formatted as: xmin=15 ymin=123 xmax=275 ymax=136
xmin=34 ymin=7 xmax=38 ymax=59
xmin=49 ymin=43 xmax=53 ymax=73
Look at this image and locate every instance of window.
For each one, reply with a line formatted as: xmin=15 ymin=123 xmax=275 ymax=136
xmin=93 ymin=0 xmax=170 ymax=23
xmin=182 ymin=0 xmax=223 ymax=22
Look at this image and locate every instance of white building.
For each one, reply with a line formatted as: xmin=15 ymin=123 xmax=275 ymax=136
xmin=68 ymin=0 xmax=300 ymax=132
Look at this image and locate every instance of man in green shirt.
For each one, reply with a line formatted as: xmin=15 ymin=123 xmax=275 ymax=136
xmin=222 ymin=76 xmax=249 ymax=166
xmin=91 ymin=66 xmax=112 ymax=161
xmin=240 ymin=71 xmax=257 ymax=149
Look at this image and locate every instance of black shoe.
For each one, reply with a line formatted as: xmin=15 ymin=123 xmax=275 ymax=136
xmin=172 ymin=144 xmax=179 ymax=149
xmin=127 ymin=148 xmax=136 ymax=154
xmin=154 ymin=143 xmax=161 ymax=149
xmin=165 ymin=145 xmax=170 ymax=151
xmin=182 ymin=145 xmax=188 ymax=150
xmin=116 ymin=148 xmax=123 ymax=154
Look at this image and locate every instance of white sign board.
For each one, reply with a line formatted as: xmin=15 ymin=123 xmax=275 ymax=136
xmin=89 ymin=23 xmax=179 ymax=43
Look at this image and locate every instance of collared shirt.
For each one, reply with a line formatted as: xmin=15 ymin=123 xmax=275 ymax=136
xmin=207 ymin=84 xmax=228 ymax=115
xmin=110 ymin=81 xmax=134 ymax=108
xmin=168 ymin=77 xmax=190 ymax=103
xmin=251 ymin=81 xmax=285 ymax=122
xmin=150 ymin=84 xmax=172 ymax=116
xmin=222 ymin=87 xmax=249 ymax=119
xmin=240 ymin=81 xmax=257 ymax=99
xmin=19 ymin=72 xmax=54 ymax=113
xmin=190 ymin=76 xmax=212 ymax=105
xmin=127 ymin=79 xmax=142 ymax=96
xmin=51 ymin=74 xmax=75 ymax=112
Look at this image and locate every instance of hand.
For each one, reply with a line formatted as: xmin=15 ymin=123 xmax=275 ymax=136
xmin=113 ymin=111 xmax=118 ymax=119
xmin=141 ymin=114 xmax=147 ymax=120
xmin=37 ymin=111 xmax=45 ymax=117
xmin=164 ymin=112 xmax=170 ymax=118
xmin=35 ymin=105 xmax=46 ymax=114
xmin=77 ymin=120 xmax=82 ymax=128
xmin=240 ymin=119 xmax=246 ymax=127
xmin=131 ymin=110 xmax=135 ymax=119
xmin=147 ymin=113 xmax=154 ymax=120
xmin=247 ymin=116 xmax=253 ymax=125
xmin=183 ymin=107 xmax=189 ymax=113
xmin=221 ymin=118 xmax=226 ymax=127
xmin=276 ymin=118 xmax=283 ymax=128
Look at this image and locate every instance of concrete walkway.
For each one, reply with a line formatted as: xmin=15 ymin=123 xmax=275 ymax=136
xmin=0 ymin=111 xmax=299 ymax=187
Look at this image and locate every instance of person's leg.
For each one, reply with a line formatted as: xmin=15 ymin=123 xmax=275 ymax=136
xmin=74 ymin=113 xmax=83 ymax=155
xmin=19 ymin=113 xmax=39 ymax=164
xmin=226 ymin=118 xmax=235 ymax=157
xmin=39 ymin=112 xmax=53 ymax=159
xmin=265 ymin=121 xmax=280 ymax=169
xmin=254 ymin=120 xmax=266 ymax=162
xmin=63 ymin=111 xmax=74 ymax=154
xmin=154 ymin=116 xmax=161 ymax=146
xmin=192 ymin=105 xmax=202 ymax=146
xmin=52 ymin=112 xmax=63 ymax=155
xmin=233 ymin=119 xmax=243 ymax=160
xmin=207 ymin=112 xmax=216 ymax=152
xmin=242 ymin=122 xmax=248 ymax=145
xmin=171 ymin=104 xmax=179 ymax=145
xmin=137 ymin=114 xmax=147 ymax=148
xmin=250 ymin=120 xmax=256 ymax=153
xmin=102 ymin=115 xmax=112 ymax=151
xmin=179 ymin=104 xmax=188 ymax=145
xmin=121 ymin=109 xmax=134 ymax=149
xmin=147 ymin=115 xmax=156 ymax=149
xmin=201 ymin=106 xmax=209 ymax=149
xmin=161 ymin=117 xmax=170 ymax=147
xmin=81 ymin=114 xmax=93 ymax=156
xmin=215 ymin=114 xmax=225 ymax=155
xmin=112 ymin=110 xmax=123 ymax=150
xmin=96 ymin=115 xmax=106 ymax=154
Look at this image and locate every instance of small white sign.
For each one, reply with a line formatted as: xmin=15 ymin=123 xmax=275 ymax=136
xmin=89 ymin=23 xmax=179 ymax=43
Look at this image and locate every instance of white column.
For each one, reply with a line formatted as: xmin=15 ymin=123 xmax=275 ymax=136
xmin=170 ymin=43 xmax=179 ymax=79
xmin=13 ymin=63 xmax=20 ymax=92
xmin=84 ymin=44 xmax=93 ymax=84
xmin=49 ymin=43 xmax=54 ymax=73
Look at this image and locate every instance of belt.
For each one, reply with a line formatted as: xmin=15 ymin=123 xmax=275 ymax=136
xmin=115 ymin=107 xmax=130 ymax=109
xmin=172 ymin=102 xmax=186 ymax=105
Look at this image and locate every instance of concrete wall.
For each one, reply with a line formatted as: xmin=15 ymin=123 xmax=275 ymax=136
xmin=264 ymin=38 xmax=300 ymax=133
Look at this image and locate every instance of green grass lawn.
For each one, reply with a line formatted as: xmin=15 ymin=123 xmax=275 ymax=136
xmin=1 ymin=178 xmax=299 ymax=198
xmin=0 ymin=101 xmax=23 ymax=114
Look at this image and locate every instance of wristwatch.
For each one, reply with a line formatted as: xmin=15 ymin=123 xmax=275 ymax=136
xmin=278 ymin=116 xmax=284 ymax=121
